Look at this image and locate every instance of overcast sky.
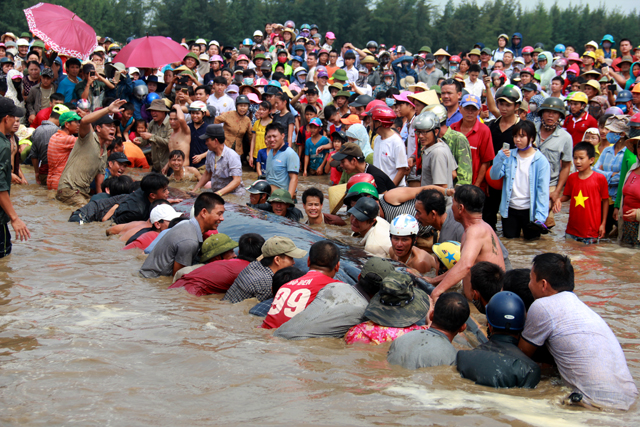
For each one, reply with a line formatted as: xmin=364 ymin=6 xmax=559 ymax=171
xmin=445 ymin=0 xmax=638 ymax=12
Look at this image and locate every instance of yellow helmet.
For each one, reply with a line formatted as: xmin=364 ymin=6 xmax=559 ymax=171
xmin=566 ymin=91 xmax=588 ymax=104
xmin=108 ymin=43 xmax=121 ymax=51
xmin=433 ymin=241 xmax=461 ymax=270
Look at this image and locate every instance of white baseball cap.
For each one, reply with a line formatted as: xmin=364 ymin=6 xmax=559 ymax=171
xmin=129 ymin=67 xmax=140 ymax=75
xmin=16 ymin=39 xmax=29 ymax=47
xmin=253 ymin=30 xmax=263 ymax=37
xmin=150 ymin=205 xmax=182 ymax=224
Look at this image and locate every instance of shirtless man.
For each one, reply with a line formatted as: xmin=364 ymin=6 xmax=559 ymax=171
xmin=428 ymin=185 xmax=505 ymax=301
xmin=167 ymin=150 xmax=201 ymax=182
xmin=166 ymin=104 xmax=191 ymax=171
xmin=388 ymin=214 xmax=436 ymax=274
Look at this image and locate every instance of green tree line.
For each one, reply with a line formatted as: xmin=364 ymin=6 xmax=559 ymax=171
xmin=2 ymin=0 xmax=639 ymax=54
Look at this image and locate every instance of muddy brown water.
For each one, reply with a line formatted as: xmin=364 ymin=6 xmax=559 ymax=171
xmin=1 ymin=167 xmax=639 ymax=426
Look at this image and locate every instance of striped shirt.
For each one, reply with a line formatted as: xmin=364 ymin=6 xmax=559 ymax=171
xmin=594 ymin=145 xmax=627 ymax=201
xmin=47 ymin=130 xmax=77 ymax=190
xmin=379 ymin=194 xmax=432 ymax=237
xmin=223 ymin=260 xmax=274 ymax=303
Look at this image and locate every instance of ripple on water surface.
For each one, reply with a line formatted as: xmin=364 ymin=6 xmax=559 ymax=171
xmin=0 ymin=169 xmax=639 ymax=425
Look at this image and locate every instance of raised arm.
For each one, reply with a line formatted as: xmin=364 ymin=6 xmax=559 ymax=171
xmin=382 ymin=185 xmax=448 ymax=205
xmin=430 ymin=226 xmax=484 ymax=300
xmin=79 ymin=99 xmax=126 ymax=138
xmin=174 ymin=103 xmax=190 ymax=134
xmin=483 ymin=75 xmax=499 ymax=118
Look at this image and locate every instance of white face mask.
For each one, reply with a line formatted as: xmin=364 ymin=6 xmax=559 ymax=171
xmin=384 ymin=78 xmax=393 ymax=86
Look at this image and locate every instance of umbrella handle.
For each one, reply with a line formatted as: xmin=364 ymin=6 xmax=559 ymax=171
xmin=72 ymin=14 xmax=76 ymax=20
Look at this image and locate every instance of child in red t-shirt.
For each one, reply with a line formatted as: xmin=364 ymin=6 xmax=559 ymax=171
xmin=554 ymin=141 xmax=609 ymax=244
xmin=324 ymin=136 xmax=344 ymax=185
xmin=129 ymin=120 xmax=147 ymax=144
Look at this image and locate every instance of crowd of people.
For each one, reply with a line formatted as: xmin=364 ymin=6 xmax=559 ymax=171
xmin=0 ymin=24 xmax=639 ymax=410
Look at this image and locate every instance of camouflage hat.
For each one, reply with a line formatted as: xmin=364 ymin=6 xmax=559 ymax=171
xmin=360 ymin=257 xmax=396 ymax=282
xmin=200 ymin=233 xmax=238 ymax=263
xmin=364 ymin=272 xmax=430 ymax=328
xmin=267 ymin=188 xmax=295 ymax=205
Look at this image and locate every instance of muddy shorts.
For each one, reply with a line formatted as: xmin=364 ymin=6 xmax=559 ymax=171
xmin=56 ymin=188 xmax=90 ymax=208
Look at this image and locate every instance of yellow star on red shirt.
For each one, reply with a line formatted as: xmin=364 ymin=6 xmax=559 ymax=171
xmin=574 ymin=190 xmax=589 ymax=208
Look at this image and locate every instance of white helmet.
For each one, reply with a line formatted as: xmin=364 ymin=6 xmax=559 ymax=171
xmin=424 ymin=103 xmax=447 ymax=124
xmin=188 ymin=101 xmax=207 ymax=112
xmin=390 ymin=214 xmax=419 ymax=236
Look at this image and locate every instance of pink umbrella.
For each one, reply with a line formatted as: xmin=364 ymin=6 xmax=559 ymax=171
xmin=112 ymin=36 xmax=189 ymax=68
xmin=23 ymin=2 xmax=97 ymax=58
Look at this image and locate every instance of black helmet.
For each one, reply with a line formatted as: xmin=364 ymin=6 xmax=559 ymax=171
xmin=533 ymin=42 xmax=544 ymax=50
xmin=537 ymin=97 xmax=566 ymax=119
xmin=246 ymin=179 xmax=272 ymax=195
xmin=486 ymin=291 xmax=526 ymax=331
xmin=366 ymin=40 xmax=379 ymax=50
xmin=351 ymin=94 xmax=374 ymax=108
xmin=510 ymin=72 xmax=521 ymax=83
xmin=347 ymin=196 xmax=379 ymax=221
xmin=495 ymin=84 xmax=522 ymax=104
xmin=236 ymin=95 xmax=251 ymax=105
xmin=264 ymin=85 xmax=282 ymax=96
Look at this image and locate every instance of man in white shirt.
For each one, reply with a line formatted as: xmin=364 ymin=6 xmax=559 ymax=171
xmin=347 ymin=197 xmax=391 ymax=257
xmin=518 ymin=253 xmax=638 ymax=410
xmin=206 ymin=76 xmax=235 ymax=116
xmin=372 ymin=106 xmax=409 ymax=187
xmin=464 ymin=64 xmax=484 ymax=98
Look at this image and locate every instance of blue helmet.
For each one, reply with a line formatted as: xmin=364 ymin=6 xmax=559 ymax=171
xmin=486 ymin=291 xmax=526 ymax=331
xmin=616 ymin=90 xmax=633 ymax=104
xmin=242 ymin=38 xmax=254 ymax=46
xmin=145 ymin=92 xmax=161 ymax=105
xmin=554 ymin=44 xmax=565 ymax=53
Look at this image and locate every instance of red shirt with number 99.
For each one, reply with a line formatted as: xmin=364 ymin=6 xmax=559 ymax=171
xmin=262 ymin=270 xmax=340 ymax=329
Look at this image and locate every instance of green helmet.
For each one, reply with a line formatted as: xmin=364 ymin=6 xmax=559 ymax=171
xmin=495 ymin=84 xmax=522 ymax=104
xmin=537 ymin=97 xmax=566 ymax=119
xmin=345 ymin=182 xmax=379 ymax=204
xmin=413 ymin=110 xmax=440 ymax=132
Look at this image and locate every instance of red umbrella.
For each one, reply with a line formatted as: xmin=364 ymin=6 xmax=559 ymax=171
xmin=23 ymin=3 xmax=97 ymax=58
xmin=113 ymin=36 xmax=189 ymax=68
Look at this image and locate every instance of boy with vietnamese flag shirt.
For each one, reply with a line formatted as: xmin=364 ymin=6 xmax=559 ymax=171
xmin=553 ymin=142 xmax=609 ymax=244
xmin=263 ymin=240 xmax=342 ymax=329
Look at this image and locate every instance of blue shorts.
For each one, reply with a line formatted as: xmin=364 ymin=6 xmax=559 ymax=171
xmin=565 ymin=233 xmax=598 ymax=245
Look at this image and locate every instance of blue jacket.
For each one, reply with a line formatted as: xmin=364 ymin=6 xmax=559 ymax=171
xmin=490 ymin=148 xmax=550 ymax=223
xmin=391 ymin=56 xmax=418 ymax=89
xmin=511 ymin=32 xmax=523 ymax=57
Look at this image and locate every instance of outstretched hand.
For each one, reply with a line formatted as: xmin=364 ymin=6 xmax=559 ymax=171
xmin=108 ymin=99 xmax=127 ymax=114
xmin=11 ymin=218 xmax=30 ymax=241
